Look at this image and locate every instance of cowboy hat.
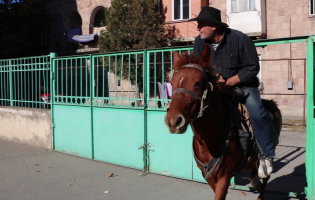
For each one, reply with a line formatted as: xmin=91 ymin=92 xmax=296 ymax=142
xmin=189 ymin=6 xmax=228 ymax=28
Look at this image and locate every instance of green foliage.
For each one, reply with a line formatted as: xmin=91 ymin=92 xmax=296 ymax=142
xmin=98 ymin=0 xmax=177 ymax=83
xmin=99 ymin=0 xmax=166 ymax=52
xmin=0 ymin=0 xmax=52 ymax=59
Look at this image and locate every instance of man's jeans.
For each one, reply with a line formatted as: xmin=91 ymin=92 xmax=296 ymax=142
xmin=243 ymin=87 xmax=275 ymax=158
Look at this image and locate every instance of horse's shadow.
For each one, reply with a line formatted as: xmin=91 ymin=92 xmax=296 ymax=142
xmin=234 ymin=145 xmax=306 ymax=199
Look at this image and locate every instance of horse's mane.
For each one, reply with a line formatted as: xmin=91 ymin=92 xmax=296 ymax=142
xmin=173 ymin=53 xmax=217 ymax=83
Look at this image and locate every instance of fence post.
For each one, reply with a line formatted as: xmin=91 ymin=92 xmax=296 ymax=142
xmin=143 ymin=49 xmax=148 ymax=171
xmin=9 ymin=60 xmax=13 ymax=106
xmin=90 ymin=54 xmax=94 ymax=159
xmin=50 ymin=53 xmax=56 ymax=105
xmin=50 ymin=52 xmax=56 ymax=149
xmin=306 ymin=36 xmax=315 ymax=200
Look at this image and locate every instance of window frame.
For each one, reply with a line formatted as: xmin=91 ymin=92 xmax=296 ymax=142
xmin=230 ymin=0 xmax=257 ymax=13
xmin=310 ymin=0 xmax=315 ymax=15
xmin=172 ymin=0 xmax=191 ymax=21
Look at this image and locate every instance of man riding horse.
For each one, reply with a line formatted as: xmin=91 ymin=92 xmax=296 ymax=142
xmin=189 ymin=6 xmax=274 ymax=178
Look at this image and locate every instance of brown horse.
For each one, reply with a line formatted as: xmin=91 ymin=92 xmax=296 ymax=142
xmin=164 ymin=45 xmax=282 ymax=200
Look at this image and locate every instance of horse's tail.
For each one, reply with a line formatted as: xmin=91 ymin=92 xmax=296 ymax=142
xmin=262 ymin=99 xmax=282 ymax=136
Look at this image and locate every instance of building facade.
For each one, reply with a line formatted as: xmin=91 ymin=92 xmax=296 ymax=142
xmin=41 ymin=0 xmax=110 ymax=56
xmin=163 ymin=0 xmax=314 ymax=118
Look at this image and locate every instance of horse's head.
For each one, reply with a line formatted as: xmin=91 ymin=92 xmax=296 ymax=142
xmin=165 ymin=45 xmax=215 ymax=134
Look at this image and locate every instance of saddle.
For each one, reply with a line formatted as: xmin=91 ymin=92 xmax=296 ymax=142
xmin=226 ymin=87 xmax=279 ymax=172
xmin=226 ymin=87 xmax=258 ymax=155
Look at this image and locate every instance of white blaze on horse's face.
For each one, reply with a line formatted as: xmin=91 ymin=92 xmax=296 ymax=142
xmin=179 ymin=77 xmax=184 ymax=87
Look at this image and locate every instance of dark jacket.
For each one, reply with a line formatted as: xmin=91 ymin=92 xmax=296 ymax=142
xmin=193 ymin=28 xmax=260 ymax=88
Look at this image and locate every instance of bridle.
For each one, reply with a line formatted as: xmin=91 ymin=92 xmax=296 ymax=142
xmin=172 ymin=64 xmax=213 ymax=120
xmin=172 ymin=64 xmax=235 ymax=179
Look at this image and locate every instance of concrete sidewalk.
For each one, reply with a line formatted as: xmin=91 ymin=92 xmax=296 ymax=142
xmin=0 ymin=131 xmax=306 ymax=200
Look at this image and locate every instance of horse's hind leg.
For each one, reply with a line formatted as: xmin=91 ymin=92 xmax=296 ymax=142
xmin=257 ymin=176 xmax=270 ymax=200
xmin=249 ymin=168 xmax=262 ymax=190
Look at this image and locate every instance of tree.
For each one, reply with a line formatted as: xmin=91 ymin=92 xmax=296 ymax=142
xmin=99 ymin=0 xmax=168 ymax=52
xmin=98 ymin=0 xmax=178 ymax=84
xmin=0 ymin=0 xmax=52 ymax=59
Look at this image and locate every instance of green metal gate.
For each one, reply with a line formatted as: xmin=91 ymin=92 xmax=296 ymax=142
xmin=49 ymin=37 xmax=315 ymax=199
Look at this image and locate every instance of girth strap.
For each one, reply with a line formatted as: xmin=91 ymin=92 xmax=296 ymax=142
xmin=192 ymin=122 xmax=235 ymax=180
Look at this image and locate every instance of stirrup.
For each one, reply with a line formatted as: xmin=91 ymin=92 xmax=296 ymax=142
xmin=257 ymin=157 xmax=274 ymax=178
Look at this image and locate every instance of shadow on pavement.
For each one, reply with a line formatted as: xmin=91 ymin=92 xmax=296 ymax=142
xmin=233 ymin=144 xmax=306 ymax=199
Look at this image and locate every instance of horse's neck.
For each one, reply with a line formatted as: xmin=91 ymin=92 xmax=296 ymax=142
xmin=191 ymin=90 xmax=230 ymax=155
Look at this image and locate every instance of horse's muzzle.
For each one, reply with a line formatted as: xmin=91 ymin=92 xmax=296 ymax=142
xmin=164 ymin=114 xmax=188 ymax=134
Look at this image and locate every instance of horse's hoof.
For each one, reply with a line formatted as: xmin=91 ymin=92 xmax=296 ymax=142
xmin=250 ymin=176 xmax=262 ymax=191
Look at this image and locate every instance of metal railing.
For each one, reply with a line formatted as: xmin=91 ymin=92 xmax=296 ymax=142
xmin=0 ymin=55 xmax=50 ymax=108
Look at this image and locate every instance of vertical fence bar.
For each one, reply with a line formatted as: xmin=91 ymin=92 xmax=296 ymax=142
xmin=144 ymin=49 xmax=148 ymax=171
xmin=114 ymin=55 xmax=117 ymax=105
xmin=121 ymin=54 xmax=124 ymax=105
xmin=128 ymin=54 xmax=131 ymax=106
xmin=50 ymin=52 xmax=56 ymax=149
xmin=135 ymin=54 xmax=138 ymax=107
xmin=306 ymin=37 xmax=315 ymax=200
xmin=9 ymin=60 xmax=13 ymax=106
xmin=90 ymin=55 xmax=94 ymax=159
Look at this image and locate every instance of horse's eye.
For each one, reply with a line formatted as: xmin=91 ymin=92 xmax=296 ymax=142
xmin=194 ymin=81 xmax=201 ymax=87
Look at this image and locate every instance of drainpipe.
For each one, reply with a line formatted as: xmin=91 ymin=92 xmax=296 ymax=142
xmin=201 ymin=0 xmax=209 ymax=9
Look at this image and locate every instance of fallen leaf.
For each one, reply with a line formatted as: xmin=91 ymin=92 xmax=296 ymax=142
xmin=107 ymin=173 xmax=114 ymax=177
xmin=240 ymin=191 xmax=246 ymax=196
xmin=36 ymin=171 xmax=40 ymax=172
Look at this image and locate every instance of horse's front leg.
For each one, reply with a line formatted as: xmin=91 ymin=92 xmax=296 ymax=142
xmin=214 ymin=177 xmax=232 ymax=200
xmin=205 ymin=177 xmax=216 ymax=192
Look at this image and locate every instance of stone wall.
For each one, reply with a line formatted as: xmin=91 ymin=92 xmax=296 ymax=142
xmin=0 ymin=107 xmax=52 ymax=149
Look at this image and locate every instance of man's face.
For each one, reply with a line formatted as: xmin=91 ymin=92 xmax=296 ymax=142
xmin=197 ymin=21 xmax=216 ymax=40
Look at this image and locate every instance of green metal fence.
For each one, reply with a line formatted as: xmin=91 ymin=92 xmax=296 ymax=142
xmin=0 ymin=37 xmax=315 ymax=199
xmin=0 ymin=55 xmax=51 ymax=108
xmin=92 ymin=51 xmax=145 ymax=108
xmin=306 ymin=36 xmax=315 ymax=200
xmin=146 ymin=47 xmax=193 ymax=110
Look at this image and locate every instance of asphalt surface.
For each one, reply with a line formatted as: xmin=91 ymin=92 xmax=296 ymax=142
xmin=0 ymin=131 xmax=306 ymax=200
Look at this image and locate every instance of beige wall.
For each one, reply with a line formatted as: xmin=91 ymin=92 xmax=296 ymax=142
xmin=257 ymin=43 xmax=307 ymax=117
xmin=76 ymin=0 xmax=111 ymax=35
xmin=0 ymin=107 xmax=52 ymax=149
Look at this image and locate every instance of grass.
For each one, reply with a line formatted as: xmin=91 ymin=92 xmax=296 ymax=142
xmin=281 ymin=118 xmax=306 ymax=133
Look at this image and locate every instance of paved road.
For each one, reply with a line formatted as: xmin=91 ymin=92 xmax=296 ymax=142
xmin=0 ymin=131 xmax=306 ymax=200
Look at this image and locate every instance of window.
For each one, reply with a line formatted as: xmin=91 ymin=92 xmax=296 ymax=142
xmin=310 ymin=0 xmax=315 ymax=14
xmin=226 ymin=0 xmax=266 ymax=37
xmin=173 ymin=0 xmax=190 ymax=20
xmin=231 ymin=0 xmax=256 ymax=13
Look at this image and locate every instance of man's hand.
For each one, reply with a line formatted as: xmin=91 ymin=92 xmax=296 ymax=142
xmin=217 ymin=74 xmax=241 ymax=93
xmin=217 ymin=79 xmax=230 ymax=93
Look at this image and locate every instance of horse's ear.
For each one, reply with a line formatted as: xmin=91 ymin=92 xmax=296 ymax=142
xmin=173 ymin=51 xmax=181 ymax=63
xmin=173 ymin=51 xmax=181 ymax=70
xmin=197 ymin=45 xmax=211 ymax=67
